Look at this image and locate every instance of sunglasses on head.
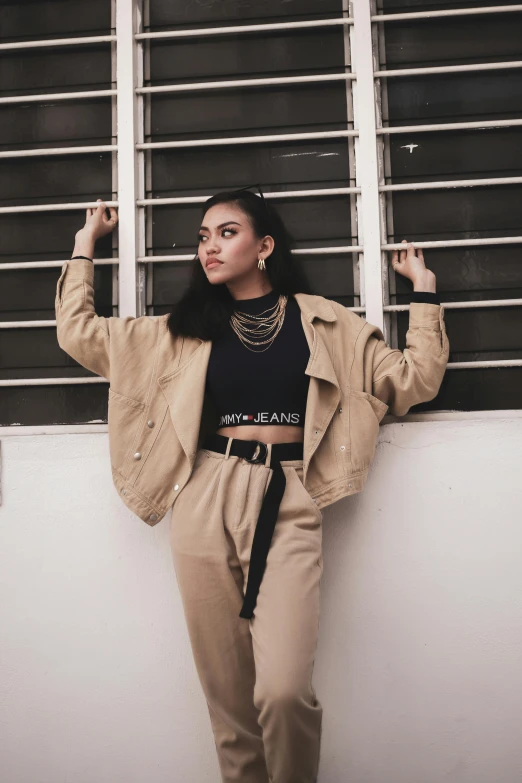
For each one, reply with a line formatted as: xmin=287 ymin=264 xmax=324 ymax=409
xmin=233 ymin=183 xmax=271 ymax=217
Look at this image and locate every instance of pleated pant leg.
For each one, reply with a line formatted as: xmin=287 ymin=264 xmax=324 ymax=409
xmin=169 ymin=440 xmax=324 ymax=783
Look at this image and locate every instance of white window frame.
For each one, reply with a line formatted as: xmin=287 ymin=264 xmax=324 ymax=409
xmin=2 ymin=0 xmax=522 ymax=433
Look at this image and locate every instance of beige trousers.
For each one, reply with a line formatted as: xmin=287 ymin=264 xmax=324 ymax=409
xmin=169 ymin=440 xmax=324 ymax=783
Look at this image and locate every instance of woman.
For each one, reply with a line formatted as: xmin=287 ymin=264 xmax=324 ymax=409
xmin=57 ymin=189 xmax=449 ymax=783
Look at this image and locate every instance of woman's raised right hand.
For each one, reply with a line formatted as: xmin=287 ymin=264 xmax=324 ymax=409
xmin=77 ymin=198 xmax=119 ymax=242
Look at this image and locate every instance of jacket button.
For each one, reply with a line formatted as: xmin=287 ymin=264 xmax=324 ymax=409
xmin=121 ymin=489 xmax=127 ymax=495
xmin=340 ymin=445 xmax=345 ymax=451
xmin=134 ymin=452 xmax=142 ymax=460
xmin=348 ymin=483 xmax=353 ymax=488
xmin=314 ymin=430 xmax=319 ymax=436
xmin=339 ymin=407 xmax=343 ymax=413
xmin=174 ymin=484 xmax=179 ymax=491
xmin=147 ymin=420 xmax=155 ymax=428
xmin=149 ymin=513 xmax=158 ymax=522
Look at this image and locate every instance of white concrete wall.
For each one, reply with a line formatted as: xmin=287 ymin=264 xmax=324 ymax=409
xmin=1 ymin=418 xmax=521 ymax=783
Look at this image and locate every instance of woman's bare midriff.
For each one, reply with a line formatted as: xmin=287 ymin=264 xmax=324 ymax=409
xmin=216 ymin=424 xmax=304 ymax=444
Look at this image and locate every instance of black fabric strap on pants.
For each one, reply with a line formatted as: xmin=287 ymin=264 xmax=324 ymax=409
xmin=201 ymin=433 xmax=305 ymax=620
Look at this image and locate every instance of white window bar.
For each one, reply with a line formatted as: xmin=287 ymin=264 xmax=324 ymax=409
xmin=137 ymin=73 xmax=356 ymax=96
xmin=137 ymin=187 xmax=361 ymax=207
xmin=0 ymin=378 xmax=109 ymax=386
xmin=0 ymin=187 xmax=362 ymax=216
xmin=137 ymin=247 xmax=364 ymax=263
xmin=342 ymin=0 xmax=361 ymax=312
xmin=375 ymin=61 xmax=522 ymax=78
xmin=378 ymin=119 xmax=522 ymax=135
xmin=0 ymin=145 xmax=116 ymax=159
xmin=143 ymin=0 xmax=154 ymax=318
xmin=110 ymin=0 xmax=119 ymax=318
xmin=372 ymin=5 xmax=522 ymax=22
xmin=351 ymin=0 xmax=386 ymax=332
xmin=385 ymin=299 xmax=522 ymax=312
xmin=2 ymin=357 xmax=520 ymax=386
xmin=0 ymin=259 xmax=117 ymax=271
xmin=115 ymin=0 xmax=142 ymax=318
xmin=0 ymin=89 xmax=116 ymax=105
xmin=0 ymin=35 xmax=116 ymax=51
xmin=375 ymin=1 xmax=398 ymax=349
xmin=381 ymin=176 xmax=522 ymax=191
xmin=135 ymin=18 xmax=354 ymax=40
xmin=383 ymin=238 xmax=522 ymax=250
xmin=0 ymin=201 xmax=118 ymax=214
xmin=137 ymin=129 xmax=359 ymax=150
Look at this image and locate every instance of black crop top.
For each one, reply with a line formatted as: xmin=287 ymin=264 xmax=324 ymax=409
xmin=205 ymin=289 xmax=441 ymax=429
xmin=205 ymin=290 xmax=310 ymax=428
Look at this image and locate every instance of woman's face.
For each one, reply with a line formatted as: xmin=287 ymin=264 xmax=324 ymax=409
xmin=198 ymin=202 xmax=273 ymax=286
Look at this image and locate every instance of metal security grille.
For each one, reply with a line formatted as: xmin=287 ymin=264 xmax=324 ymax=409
xmin=1 ymin=0 xmax=522 ymax=425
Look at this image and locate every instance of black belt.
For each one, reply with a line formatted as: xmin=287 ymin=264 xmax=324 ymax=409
xmin=201 ymin=433 xmax=304 ymax=620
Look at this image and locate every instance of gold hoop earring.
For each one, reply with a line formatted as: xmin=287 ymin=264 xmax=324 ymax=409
xmin=258 ymin=257 xmax=266 ymax=271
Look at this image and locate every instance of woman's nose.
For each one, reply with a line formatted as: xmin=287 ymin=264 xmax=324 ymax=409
xmin=206 ymin=237 xmax=221 ymax=253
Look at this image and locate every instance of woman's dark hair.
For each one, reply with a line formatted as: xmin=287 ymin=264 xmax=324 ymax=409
xmin=166 ymin=188 xmax=315 ymax=340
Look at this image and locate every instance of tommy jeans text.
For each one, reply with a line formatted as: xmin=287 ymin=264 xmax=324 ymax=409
xmin=218 ymin=412 xmax=301 ymax=426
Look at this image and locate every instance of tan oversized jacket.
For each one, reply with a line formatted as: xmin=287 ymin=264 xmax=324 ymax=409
xmin=55 ymin=258 xmax=449 ymax=525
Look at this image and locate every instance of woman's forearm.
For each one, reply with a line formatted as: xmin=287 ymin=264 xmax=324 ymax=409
xmin=72 ymin=230 xmax=96 ymax=260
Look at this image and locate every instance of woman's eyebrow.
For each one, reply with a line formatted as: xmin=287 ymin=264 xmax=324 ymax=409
xmin=199 ymin=221 xmax=241 ymax=231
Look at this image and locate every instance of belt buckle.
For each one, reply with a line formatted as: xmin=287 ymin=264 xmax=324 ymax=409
xmin=246 ymin=440 xmax=268 ymax=464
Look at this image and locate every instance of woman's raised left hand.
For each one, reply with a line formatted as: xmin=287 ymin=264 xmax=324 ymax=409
xmin=391 ymin=239 xmax=436 ymax=292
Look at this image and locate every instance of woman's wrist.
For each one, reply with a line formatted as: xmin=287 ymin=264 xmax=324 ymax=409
xmin=72 ymin=229 xmax=96 ymax=260
xmin=413 ymin=271 xmax=437 ymax=293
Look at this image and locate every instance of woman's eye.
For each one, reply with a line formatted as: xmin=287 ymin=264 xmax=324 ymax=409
xmin=198 ymin=228 xmax=236 ymax=242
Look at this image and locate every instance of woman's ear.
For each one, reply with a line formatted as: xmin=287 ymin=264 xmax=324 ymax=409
xmin=261 ymin=235 xmax=275 ymax=256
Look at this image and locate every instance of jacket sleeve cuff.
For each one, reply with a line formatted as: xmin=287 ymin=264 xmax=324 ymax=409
xmin=408 ymin=301 xmax=444 ymax=329
xmin=410 ymin=291 xmax=441 ymax=306
xmin=63 ymin=258 xmax=95 ymax=284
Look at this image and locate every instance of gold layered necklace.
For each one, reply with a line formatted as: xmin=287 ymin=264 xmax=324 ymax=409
xmin=230 ymin=294 xmax=288 ymax=353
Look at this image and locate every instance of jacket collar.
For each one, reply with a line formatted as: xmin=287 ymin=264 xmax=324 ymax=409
xmin=293 ymin=293 xmax=337 ymax=323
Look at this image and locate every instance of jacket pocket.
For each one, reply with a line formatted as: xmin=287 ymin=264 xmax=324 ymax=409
xmin=349 ymin=389 xmax=389 ymax=474
xmin=107 ymin=389 xmax=146 ymax=474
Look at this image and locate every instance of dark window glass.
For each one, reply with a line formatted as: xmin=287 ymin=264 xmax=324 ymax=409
xmin=0 ymin=385 xmax=109 ymax=427
xmin=379 ymin=0 xmax=522 ymax=13
xmin=381 ymin=5 xmax=522 ymax=410
xmin=0 ymin=0 xmax=111 ymax=42
xmin=0 ymin=99 xmax=113 ymax=152
xmin=151 ymin=139 xmax=351 ymax=199
xmin=0 ymin=264 xmax=113 ymax=377
xmin=0 ymin=43 xmax=111 ymax=98
xmin=150 ymin=83 xmax=349 ymax=142
xmin=1 ymin=153 xmax=113 ymax=206
xmin=388 ymin=128 xmax=522 ymax=184
xmin=150 ymin=28 xmax=345 ymax=85
xmin=149 ymin=0 xmax=342 ymax=29
xmin=0 ymin=5 xmax=114 ymax=426
xmin=382 ymin=12 xmax=522 ymax=66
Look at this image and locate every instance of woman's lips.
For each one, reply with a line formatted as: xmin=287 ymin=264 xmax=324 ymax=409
xmin=206 ymin=260 xmax=223 ymax=269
